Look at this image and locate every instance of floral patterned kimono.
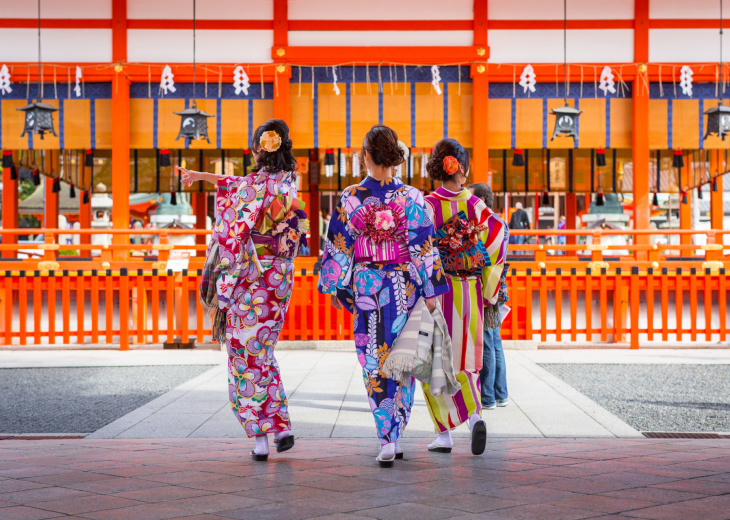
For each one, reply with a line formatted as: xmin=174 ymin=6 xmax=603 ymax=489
xmin=318 ymin=176 xmax=448 ymax=445
xmin=214 ymin=169 xmax=307 ymax=438
xmin=422 ymin=187 xmax=506 ymax=432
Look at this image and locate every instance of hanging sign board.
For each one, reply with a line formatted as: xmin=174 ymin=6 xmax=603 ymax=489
xmin=165 ymin=250 xmax=190 ymax=272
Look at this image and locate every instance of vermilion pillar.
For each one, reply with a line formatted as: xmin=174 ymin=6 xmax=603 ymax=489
xmin=1 ymin=164 xmax=18 ymax=258
xmin=44 ymin=177 xmax=59 ymax=229
xmin=710 ymin=151 xmax=725 ymax=231
xmin=633 ymin=0 xmax=651 ymax=260
xmin=472 ymin=0 xmax=489 ymax=184
xmin=111 ymin=0 xmax=130 ymax=257
xmin=192 ymin=192 xmax=208 ymax=246
xmin=273 ymin=0 xmax=291 ymax=124
xmin=679 ymin=164 xmax=692 ymax=246
xmin=565 ymin=193 xmax=577 ymax=255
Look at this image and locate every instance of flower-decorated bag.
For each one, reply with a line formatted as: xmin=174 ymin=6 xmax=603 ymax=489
xmin=434 ymin=210 xmax=490 ymax=276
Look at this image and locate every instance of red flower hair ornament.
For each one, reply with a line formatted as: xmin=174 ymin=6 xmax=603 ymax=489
xmin=443 ymin=156 xmax=459 ymax=175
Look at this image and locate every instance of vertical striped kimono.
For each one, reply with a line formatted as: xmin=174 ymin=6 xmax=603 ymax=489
xmin=422 ymin=187 xmax=506 ymax=432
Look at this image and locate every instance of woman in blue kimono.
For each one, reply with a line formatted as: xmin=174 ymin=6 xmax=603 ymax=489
xmin=318 ymin=125 xmax=448 ymax=467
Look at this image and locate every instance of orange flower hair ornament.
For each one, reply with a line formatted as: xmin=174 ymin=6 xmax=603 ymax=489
xmin=259 ymin=130 xmax=282 ymax=152
xmin=443 ymin=156 xmax=459 ymax=175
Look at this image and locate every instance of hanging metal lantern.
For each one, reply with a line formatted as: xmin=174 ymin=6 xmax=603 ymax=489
xmin=174 ymin=103 xmax=214 ymax=143
xmin=550 ymin=104 xmax=582 ymax=142
xmin=703 ymin=104 xmax=730 ymax=141
xmin=18 ymin=102 xmax=58 ymax=140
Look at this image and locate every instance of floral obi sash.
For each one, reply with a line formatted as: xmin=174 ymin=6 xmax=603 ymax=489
xmin=434 ymin=210 xmax=491 ymax=277
xmin=351 ymin=201 xmax=410 ymax=265
xmin=251 ymin=194 xmax=309 ymax=258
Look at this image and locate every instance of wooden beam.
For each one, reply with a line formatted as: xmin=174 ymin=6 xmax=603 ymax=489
xmin=288 ymin=20 xmax=473 ymax=31
xmin=273 ymin=46 xmax=482 ymax=65
xmin=1 ymin=166 xmax=18 ymax=259
xmin=633 ymin=0 xmax=650 ymax=260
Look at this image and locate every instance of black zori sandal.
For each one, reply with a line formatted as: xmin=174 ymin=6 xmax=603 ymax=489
xmin=395 ymin=452 xmax=404 ymax=460
xmin=250 ymin=450 xmax=268 ymax=462
xmin=427 ymin=442 xmax=453 ymax=454
xmin=376 ymin=452 xmax=395 ymax=468
xmin=276 ymin=435 xmax=295 ymax=453
xmin=471 ymin=419 xmax=487 ymax=456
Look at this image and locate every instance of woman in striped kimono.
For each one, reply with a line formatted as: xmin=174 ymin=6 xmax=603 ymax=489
xmin=422 ymin=138 xmax=506 ymax=456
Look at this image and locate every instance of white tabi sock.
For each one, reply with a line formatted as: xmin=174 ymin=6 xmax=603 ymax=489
xmin=469 ymin=413 xmax=483 ymax=431
xmin=254 ymin=435 xmax=269 ymax=455
xmin=274 ymin=431 xmax=291 ymax=442
xmin=435 ymin=430 xmax=453 ymax=447
xmin=380 ymin=442 xmax=396 ymax=460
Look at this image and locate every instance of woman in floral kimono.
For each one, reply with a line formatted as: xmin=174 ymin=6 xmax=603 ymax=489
xmin=422 ymin=138 xmax=506 ymax=456
xmin=318 ymin=125 xmax=448 ymax=467
xmin=177 ymin=119 xmax=308 ymax=462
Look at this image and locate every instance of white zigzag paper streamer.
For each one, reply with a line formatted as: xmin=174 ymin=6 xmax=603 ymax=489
xmin=519 ymin=64 xmax=537 ymax=94
xmin=680 ymin=66 xmax=694 ymax=97
xmin=599 ymin=66 xmax=616 ymax=96
xmin=340 ymin=149 xmax=347 ymax=177
xmin=431 ymin=65 xmax=442 ymax=95
xmin=333 ymin=66 xmax=340 ymax=96
xmin=0 ymin=65 xmax=12 ymax=95
xmin=74 ymin=66 xmax=83 ymax=97
xmin=160 ymin=65 xmax=176 ymax=95
xmin=233 ymin=66 xmax=250 ymax=96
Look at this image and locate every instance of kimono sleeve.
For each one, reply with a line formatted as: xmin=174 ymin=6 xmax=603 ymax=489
xmin=213 ymin=174 xmax=265 ymax=311
xmin=317 ymin=190 xmax=356 ymax=311
xmin=407 ymin=189 xmax=449 ymax=299
xmin=480 ymin=212 xmax=507 ymax=305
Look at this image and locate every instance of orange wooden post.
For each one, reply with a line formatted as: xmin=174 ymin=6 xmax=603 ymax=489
xmin=600 ymin=268 xmax=608 ymax=342
xmin=720 ymin=268 xmax=727 ymax=342
xmin=2 ymin=162 xmax=19 ymax=259
xmin=151 ymin=270 xmax=160 ymax=343
xmin=119 ymin=269 xmax=130 ymax=350
xmin=312 ymin=273 xmax=320 ymax=341
xmin=524 ymin=268 xmax=533 ymax=341
xmin=704 ymin=268 xmax=713 ymax=342
xmin=79 ymin=186 xmax=92 ymax=255
xmin=630 ymin=267 xmax=640 ymax=349
xmin=18 ymin=274 xmax=27 ymax=346
xmin=136 ymin=270 xmax=147 ymax=345
xmin=273 ymin=0 xmax=290 ymax=124
xmin=710 ymin=150 xmax=725 ymax=232
xmin=679 ymin=165 xmax=693 ymax=247
xmin=62 ymin=272 xmax=71 ymax=345
xmin=33 ymin=275 xmax=41 ymax=344
xmin=76 ymin=271 xmax=85 ymax=345
xmin=555 ymin=269 xmax=562 ymax=341
xmin=661 ymin=268 xmax=669 ymax=341
xmin=675 ymin=268 xmax=683 ymax=341
xmin=540 ymin=267 xmax=547 ymax=342
xmin=3 ymin=275 xmax=12 ymax=345
xmin=181 ymin=271 xmax=189 ymax=344
xmin=105 ymin=272 xmax=113 ymax=345
xmin=91 ymin=271 xmax=100 ymax=344
xmin=196 ymin=271 xmax=204 ymax=344
xmin=192 ymin=193 xmax=208 ymax=246
xmin=646 ymin=266 xmax=655 ymax=341
xmin=45 ymin=177 xmax=60 ymax=230
xmin=166 ymin=271 xmax=175 ymax=344
xmin=471 ymin=0 xmax=489 ymax=183
xmin=689 ymin=267 xmax=698 ymax=341
xmin=48 ymin=274 xmax=56 ymax=345
xmin=565 ymin=194 xmax=577 ymax=256
xmin=510 ymin=273 xmax=518 ymax=340
xmin=570 ymin=268 xmax=577 ymax=342
xmin=324 ymin=288 xmax=332 ymax=341
xmin=111 ymin=82 xmax=131 ymax=259
xmin=633 ymin=0 xmax=651 ymax=260
xmin=585 ymin=268 xmax=593 ymax=342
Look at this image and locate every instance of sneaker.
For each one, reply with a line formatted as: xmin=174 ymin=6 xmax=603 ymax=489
xmin=496 ymin=398 xmax=510 ymax=407
xmin=482 ymin=402 xmax=497 ymax=410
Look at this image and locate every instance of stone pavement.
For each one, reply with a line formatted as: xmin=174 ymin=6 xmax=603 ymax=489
xmin=0 ymin=437 xmax=728 ymax=520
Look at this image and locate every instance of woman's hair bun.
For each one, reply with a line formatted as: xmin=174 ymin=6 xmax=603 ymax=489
xmin=362 ymin=125 xmax=404 ymax=168
xmin=426 ymin=138 xmax=470 ymax=182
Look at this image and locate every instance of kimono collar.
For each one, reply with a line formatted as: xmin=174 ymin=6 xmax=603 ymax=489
xmin=361 ymin=175 xmax=404 ymax=190
xmin=432 ymin=186 xmax=472 ymax=201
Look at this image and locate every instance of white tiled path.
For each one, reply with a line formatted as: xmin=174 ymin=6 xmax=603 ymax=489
xmin=57 ymin=349 xmax=647 ymax=440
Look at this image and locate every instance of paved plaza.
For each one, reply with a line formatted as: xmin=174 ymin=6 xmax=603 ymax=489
xmin=0 ymin=348 xmax=728 ymax=519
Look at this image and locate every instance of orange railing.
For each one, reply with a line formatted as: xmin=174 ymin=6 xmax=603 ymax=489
xmin=0 ymin=228 xmax=727 ymax=349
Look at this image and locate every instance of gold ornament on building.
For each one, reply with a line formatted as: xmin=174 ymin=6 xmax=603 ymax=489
xmin=476 ymin=47 xmax=486 ymax=56
xmin=114 ymin=63 xmax=124 ymax=73
xmin=276 ymin=64 xmax=286 ymax=73
xmin=476 ymin=65 xmax=486 ymax=74
xmin=276 ymin=48 xmax=286 ymax=57
xmin=638 ymin=63 xmax=647 ymax=74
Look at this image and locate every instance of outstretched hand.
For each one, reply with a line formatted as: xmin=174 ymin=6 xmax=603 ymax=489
xmin=424 ymin=297 xmax=437 ymax=312
xmin=175 ymin=166 xmax=196 ymax=188
xmin=330 ymin=294 xmax=342 ymax=310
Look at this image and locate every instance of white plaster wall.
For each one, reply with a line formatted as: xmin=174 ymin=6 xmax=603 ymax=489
xmin=127 ymin=0 xmax=273 ymax=19
xmin=489 ymin=29 xmax=634 ymax=63
xmin=0 ymin=29 xmax=112 ymax=62
xmin=288 ymin=30 xmax=473 ymax=47
xmin=0 ymin=0 xmax=111 ymax=18
xmin=289 ymin=0 xmax=473 ymax=20
xmin=650 ymin=0 xmax=722 ymax=19
xmin=488 ymin=0 xmax=634 ymax=20
xmin=127 ymin=29 xmax=273 ymax=62
xmin=650 ymin=29 xmax=730 ymax=62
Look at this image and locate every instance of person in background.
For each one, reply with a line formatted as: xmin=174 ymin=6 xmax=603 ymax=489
xmin=557 ymin=215 xmax=566 ymax=255
xmin=471 ymin=184 xmax=509 ymax=410
xmin=509 ymin=202 xmax=530 ymax=254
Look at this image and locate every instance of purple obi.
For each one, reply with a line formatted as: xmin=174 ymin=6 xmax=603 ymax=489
xmin=351 ymin=201 xmax=410 ymax=265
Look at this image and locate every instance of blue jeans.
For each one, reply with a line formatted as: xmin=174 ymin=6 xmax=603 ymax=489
xmin=479 ymin=316 xmax=508 ymax=406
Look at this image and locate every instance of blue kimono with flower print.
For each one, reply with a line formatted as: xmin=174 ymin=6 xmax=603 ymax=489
xmin=318 ymin=176 xmax=448 ymax=445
